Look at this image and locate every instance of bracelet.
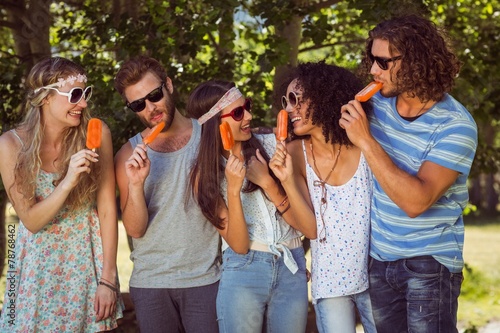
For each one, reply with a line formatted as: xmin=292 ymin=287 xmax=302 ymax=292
xmin=276 ymin=196 xmax=289 ymax=208
xmin=100 ymin=277 xmax=116 ymax=286
xmin=99 ymin=280 xmax=118 ymax=293
xmin=276 ymin=202 xmax=291 ymax=216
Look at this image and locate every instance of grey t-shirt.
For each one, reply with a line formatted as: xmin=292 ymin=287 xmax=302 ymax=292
xmin=128 ymin=119 xmax=221 ymax=288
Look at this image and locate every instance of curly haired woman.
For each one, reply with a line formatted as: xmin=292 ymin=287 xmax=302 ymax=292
xmin=270 ymin=61 xmax=376 ymax=333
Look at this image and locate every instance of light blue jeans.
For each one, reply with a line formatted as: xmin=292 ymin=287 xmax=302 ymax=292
xmin=314 ymin=289 xmax=377 ymax=333
xmin=216 ymin=247 xmax=308 ymax=333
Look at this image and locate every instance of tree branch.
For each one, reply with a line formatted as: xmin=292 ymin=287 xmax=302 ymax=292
xmin=0 ymin=0 xmax=24 ymax=11
xmin=299 ymin=38 xmax=366 ymax=53
xmin=0 ymin=50 xmax=23 ymax=60
xmin=295 ymin=0 xmax=342 ymax=11
xmin=207 ymin=31 xmax=222 ymax=56
xmin=311 ymin=0 xmax=342 ymax=11
xmin=0 ymin=19 xmax=17 ymax=30
xmin=0 ymin=0 xmax=26 ymax=17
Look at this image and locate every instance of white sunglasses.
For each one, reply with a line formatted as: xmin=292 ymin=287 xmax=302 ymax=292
xmin=36 ymin=86 xmax=93 ymax=104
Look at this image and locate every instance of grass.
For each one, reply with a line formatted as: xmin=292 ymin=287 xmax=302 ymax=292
xmin=0 ymin=213 xmax=499 ymax=331
xmin=458 ymin=220 xmax=500 ymax=329
xmin=116 ymin=222 xmax=133 ymax=292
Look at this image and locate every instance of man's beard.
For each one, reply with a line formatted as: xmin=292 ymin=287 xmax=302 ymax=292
xmin=143 ymin=93 xmax=176 ymax=130
xmin=380 ymin=84 xmax=401 ymax=98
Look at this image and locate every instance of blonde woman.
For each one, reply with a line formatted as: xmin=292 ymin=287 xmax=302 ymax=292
xmin=0 ymin=57 xmax=123 ymax=332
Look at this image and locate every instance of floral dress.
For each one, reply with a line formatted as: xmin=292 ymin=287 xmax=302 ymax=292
xmin=0 ymin=170 xmax=124 ymax=332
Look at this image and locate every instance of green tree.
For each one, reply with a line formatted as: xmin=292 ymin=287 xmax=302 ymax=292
xmin=1 ymin=0 xmax=499 ymax=280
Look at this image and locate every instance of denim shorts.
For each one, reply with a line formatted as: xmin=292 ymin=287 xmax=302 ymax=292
xmin=369 ymin=256 xmax=463 ymax=333
xmin=216 ymin=247 xmax=308 ymax=333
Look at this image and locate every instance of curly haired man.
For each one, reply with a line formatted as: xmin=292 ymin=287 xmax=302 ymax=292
xmin=340 ymin=14 xmax=478 ymax=333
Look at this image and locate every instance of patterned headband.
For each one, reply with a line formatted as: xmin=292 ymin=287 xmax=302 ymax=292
xmin=34 ymin=74 xmax=88 ymax=93
xmin=197 ymin=87 xmax=243 ymax=125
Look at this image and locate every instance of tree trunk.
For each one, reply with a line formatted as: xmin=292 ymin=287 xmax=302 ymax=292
xmin=468 ymin=177 xmax=481 ymax=207
xmin=485 ymin=173 xmax=498 ymax=214
xmin=273 ymin=14 xmax=303 ymax=115
xmin=5 ymin=0 xmax=51 ymax=71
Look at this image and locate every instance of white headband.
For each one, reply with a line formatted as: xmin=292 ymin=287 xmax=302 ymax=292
xmin=34 ymin=74 xmax=88 ymax=93
xmin=197 ymin=87 xmax=243 ymax=125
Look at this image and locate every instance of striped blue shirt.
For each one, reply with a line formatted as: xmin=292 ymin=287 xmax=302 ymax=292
xmin=369 ymin=92 xmax=477 ymax=273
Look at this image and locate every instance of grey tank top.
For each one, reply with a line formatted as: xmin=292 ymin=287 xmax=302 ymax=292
xmin=128 ymin=119 xmax=221 ymax=288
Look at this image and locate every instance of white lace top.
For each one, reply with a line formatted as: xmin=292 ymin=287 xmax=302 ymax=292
xmin=220 ymin=134 xmax=303 ymax=273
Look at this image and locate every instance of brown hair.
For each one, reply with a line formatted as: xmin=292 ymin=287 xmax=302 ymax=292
xmin=361 ymin=14 xmax=461 ymax=102
xmin=114 ymin=55 xmax=168 ymax=98
xmin=186 ymin=80 xmax=282 ymax=229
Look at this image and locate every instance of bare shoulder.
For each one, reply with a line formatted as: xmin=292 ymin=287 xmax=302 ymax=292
xmin=287 ymin=139 xmax=306 ymax=175
xmin=101 ymin=120 xmax=112 ymax=135
xmin=287 ymin=139 xmax=303 ymax=151
xmin=287 ymin=139 xmax=304 ymax=160
xmin=114 ymin=140 xmax=133 ymax=166
xmin=0 ymin=130 xmax=22 ymax=157
xmin=0 ymin=131 xmax=23 ymax=180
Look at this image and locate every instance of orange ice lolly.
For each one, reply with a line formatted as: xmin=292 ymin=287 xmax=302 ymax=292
xmin=86 ymin=118 xmax=102 ymax=151
xmin=355 ymin=81 xmax=383 ymax=102
xmin=219 ymin=121 xmax=234 ymax=154
xmin=276 ymin=109 xmax=288 ymax=142
xmin=143 ymin=121 xmax=165 ymax=145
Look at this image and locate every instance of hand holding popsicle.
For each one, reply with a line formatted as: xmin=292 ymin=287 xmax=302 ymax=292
xmin=276 ymin=109 xmax=288 ymax=143
xmin=355 ymin=81 xmax=383 ymax=102
xmin=86 ymin=118 xmax=102 ymax=152
xmin=143 ymin=121 xmax=166 ymax=145
xmin=219 ymin=121 xmax=234 ymax=155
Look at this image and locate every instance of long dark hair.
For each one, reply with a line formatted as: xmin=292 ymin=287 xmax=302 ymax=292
xmin=361 ymin=14 xmax=461 ymax=102
xmin=186 ymin=80 xmax=282 ymax=229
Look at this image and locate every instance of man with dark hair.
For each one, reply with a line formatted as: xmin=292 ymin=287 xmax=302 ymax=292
xmin=340 ymin=15 xmax=477 ymax=333
xmin=114 ymin=56 xmax=220 ymax=333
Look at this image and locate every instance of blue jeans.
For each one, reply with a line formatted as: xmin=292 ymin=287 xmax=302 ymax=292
xmin=369 ymin=256 xmax=462 ymax=333
xmin=314 ymin=289 xmax=377 ymax=333
xmin=216 ymin=247 xmax=308 ymax=333
xmin=130 ymin=282 xmax=219 ymax=333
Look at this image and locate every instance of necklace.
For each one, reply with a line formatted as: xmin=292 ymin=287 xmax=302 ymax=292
xmin=310 ymin=141 xmax=341 ymax=191
xmin=414 ymin=100 xmax=429 ymax=117
xmin=398 ymin=97 xmax=429 ymax=119
xmin=310 ymin=140 xmax=341 ymax=243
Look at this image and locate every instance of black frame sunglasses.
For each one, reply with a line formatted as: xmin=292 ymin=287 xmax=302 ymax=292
xmin=282 ymin=91 xmax=301 ymax=110
xmin=369 ymin=54 xmax=402 ymax=70
xmin=220 ymin=98 xmax=252 ymax=121
xmin=127 ymin=83 xmax=165 ymax=113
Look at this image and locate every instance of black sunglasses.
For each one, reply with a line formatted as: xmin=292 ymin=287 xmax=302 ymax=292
xmin=127 ymin=83 xmax=165 ymax=113
xmin=220 ymin=98 xmax=252 ymax=121
xmin=369 ymin=53 xmax=402 ymax=70
xmin=282 ymin=91 xmax=301 ymax=110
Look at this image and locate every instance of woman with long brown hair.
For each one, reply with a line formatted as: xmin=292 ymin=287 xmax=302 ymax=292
xmin=187 ymin=80 xmax=314 ymax=333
